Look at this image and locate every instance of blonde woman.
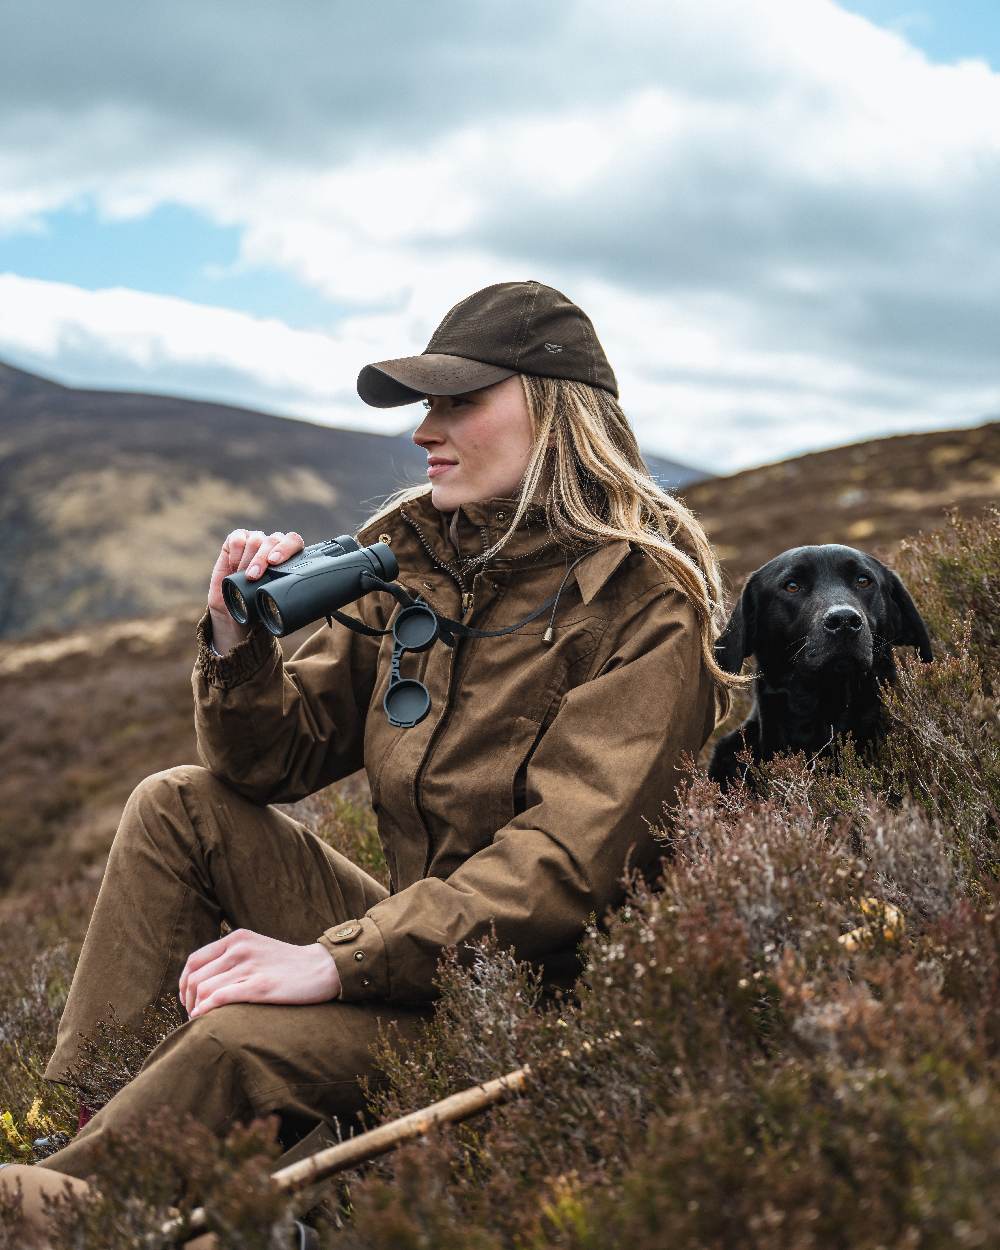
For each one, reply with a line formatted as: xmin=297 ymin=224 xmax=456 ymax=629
xmin=6 ymin=280 xmax=742 ymax=1238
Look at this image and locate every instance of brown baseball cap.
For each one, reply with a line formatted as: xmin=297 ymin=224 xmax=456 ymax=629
xmin=356 ymin=279 xmax=618 ymax=407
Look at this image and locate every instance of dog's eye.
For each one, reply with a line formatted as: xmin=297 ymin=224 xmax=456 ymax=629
xmin=783 ymin=579 xmax=801 ymax=593
xmin=856 ymin=575 xmax=872 ymax=588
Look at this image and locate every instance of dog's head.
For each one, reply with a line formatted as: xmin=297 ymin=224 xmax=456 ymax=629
xmin=715 ymin=544 xmax=933 ymax=678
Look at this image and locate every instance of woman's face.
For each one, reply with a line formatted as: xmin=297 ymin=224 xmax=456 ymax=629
xmin=411 ymin=374 xmax=537 ymax=511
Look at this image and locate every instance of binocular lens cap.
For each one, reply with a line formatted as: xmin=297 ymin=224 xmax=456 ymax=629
xmin=393 ymin=605 xmax=438 ymax=652
xmin=384 ymin=679 xmax=431 ymax=728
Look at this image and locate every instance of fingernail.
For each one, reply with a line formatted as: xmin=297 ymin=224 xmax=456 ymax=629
xmin=268 ymin=551 xmax=282 ymax=561
xmin=248 ymin=564 xmax=260 ymax=577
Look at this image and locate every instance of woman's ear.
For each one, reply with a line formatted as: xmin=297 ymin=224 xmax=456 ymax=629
xmin=715 ymin=571 xmax=760 ymax=673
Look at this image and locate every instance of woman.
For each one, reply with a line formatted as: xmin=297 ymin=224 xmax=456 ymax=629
xmin=4 ymin=280 xmax=742 ymax=1235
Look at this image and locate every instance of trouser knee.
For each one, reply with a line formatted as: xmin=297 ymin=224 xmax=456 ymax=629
xmin=93 ymin=1011 xmax=255 ymax=1133
xmin=125 ymin=763 xmax=219 ymax=823
xmin=115 ymin=764 xmax=227 ymax=859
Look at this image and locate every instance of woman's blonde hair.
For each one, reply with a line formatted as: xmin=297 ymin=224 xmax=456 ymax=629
xmin=357 ymin=374 xmax=751 ymax=722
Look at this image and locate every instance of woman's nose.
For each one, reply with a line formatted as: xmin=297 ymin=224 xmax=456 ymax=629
xmin=412 ymin=417 xmax=439 ymax=447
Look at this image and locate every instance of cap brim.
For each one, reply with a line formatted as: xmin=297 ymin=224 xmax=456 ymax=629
xmin=357 ymin=353 xmax=516 ymax=408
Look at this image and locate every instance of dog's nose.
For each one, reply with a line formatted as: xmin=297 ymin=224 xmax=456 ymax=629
xmin=823 ymin=605 xmax=864 ymax=634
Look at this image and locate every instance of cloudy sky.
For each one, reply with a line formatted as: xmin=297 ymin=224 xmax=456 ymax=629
xmin=0 ymin=1 xmax=997 ymax=474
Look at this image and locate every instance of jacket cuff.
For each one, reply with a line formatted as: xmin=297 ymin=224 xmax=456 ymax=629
xmin=194 ymin=607 xmax=280 ymax=690
xmin=316 ymin=915 xmax=388 ymax=1002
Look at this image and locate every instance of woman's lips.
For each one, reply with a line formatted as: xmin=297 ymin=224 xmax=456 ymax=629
xmin=427 ymin=462 xmax=457 ymax=478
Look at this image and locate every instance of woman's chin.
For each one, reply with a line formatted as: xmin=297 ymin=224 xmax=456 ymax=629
xmin=428 ymin=479 xmax=469 ymax=510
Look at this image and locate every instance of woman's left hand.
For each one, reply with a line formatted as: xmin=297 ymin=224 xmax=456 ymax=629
xmin=179 ymin=928 xmax=342 ymax=1019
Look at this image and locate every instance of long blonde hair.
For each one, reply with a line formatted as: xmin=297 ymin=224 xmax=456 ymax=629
xmin=357 ymin=374 xmax=751 ymax=721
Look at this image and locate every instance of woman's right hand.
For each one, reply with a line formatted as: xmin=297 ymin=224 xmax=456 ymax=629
xmin=208 ymin=528 xmax=305 ymax=654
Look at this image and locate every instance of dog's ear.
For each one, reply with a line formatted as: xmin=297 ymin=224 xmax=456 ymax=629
xmin=715 ymin=571 xmax=760 ymax=673
xmin=872 ymin=560 xmax=933 ymax=662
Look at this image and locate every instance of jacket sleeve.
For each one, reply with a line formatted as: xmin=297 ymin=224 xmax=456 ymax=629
xmin=320 ymin=583 xmax=719 ymax=1005
xmin=191 ymin=595 xmax=384 ymax=806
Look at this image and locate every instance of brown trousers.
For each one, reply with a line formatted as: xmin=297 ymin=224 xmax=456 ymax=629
xmin=37 ymin=764 xmax=433 ymax=1182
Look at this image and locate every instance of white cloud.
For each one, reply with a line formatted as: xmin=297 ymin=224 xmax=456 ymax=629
xmin=3 ymin=269 xmax=990 ymax=474
xmin=0 ymin=0 xmax=998 ymax=472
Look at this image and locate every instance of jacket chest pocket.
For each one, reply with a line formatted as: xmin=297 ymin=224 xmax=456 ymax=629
xmin=477 ymin=620 xmax=603 ymax=725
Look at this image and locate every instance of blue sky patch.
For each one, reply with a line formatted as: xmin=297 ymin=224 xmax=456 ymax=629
xmin=0 ymin=200 xmax=348 ymax=330
xmin=842 ymin=2 xmax=998 ymax=69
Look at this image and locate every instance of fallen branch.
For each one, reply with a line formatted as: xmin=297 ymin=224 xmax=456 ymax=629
xmin=161 ymin=1063 xmax=531 ymax=1243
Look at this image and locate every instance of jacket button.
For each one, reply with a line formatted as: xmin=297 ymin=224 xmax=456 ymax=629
xmin=354 ymin=950 xmax=365 ymax=962
xmin=495 ymin=510 xmax=509 ymax=524
xmin=379 ymin=532 xmax=392 ymax=545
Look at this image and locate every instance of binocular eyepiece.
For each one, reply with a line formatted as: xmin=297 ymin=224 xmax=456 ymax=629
xmin=222 ymin=535 xmax=398 ymax=637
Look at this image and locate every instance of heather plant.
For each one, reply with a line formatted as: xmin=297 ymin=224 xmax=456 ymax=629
xmin=0 ymin=505 xmax=996 ymax=1247
xmin=0 ymin=1113 xmax=297 ymax=1250
xmin=335 ymin=773 xmax=999 ymax=1248
xmin=888 ymin=504 xmax=998 ymax=685
xmin=60 ymin=993 xmax=187 ymax=1114
xmin=0 ymin=881 xmax=95 ymax=1161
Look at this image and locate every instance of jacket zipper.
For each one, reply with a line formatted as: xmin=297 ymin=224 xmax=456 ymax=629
xmin=400 ymin=507 xmax=474 ymax=613
xmin=399 ymin=505 xmax=560 ymax=874
xmin=400 ymin=506 xmax=559 ymax=605
xmin=399 ymin=508 xmax=480 ymax=872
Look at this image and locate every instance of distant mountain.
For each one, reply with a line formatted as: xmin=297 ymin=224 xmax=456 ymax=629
xmin=0 ymin=360 xmax=706 ymax=639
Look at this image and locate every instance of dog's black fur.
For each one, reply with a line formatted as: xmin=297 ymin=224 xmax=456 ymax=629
xmin=708 ymin=544 xmax=933 ymax=790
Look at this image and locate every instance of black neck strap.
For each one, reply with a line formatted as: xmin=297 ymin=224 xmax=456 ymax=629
xmin=325 ymin=549 xmax=598 ymax=647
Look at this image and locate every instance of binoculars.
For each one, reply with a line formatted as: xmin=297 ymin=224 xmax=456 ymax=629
xmin=220 ymin=529 xmax=577 ymax=730
xmin=222 ymin=534 xmax=441 ymax=728
xmin=222 ymin=535 xmax=398 ymax=638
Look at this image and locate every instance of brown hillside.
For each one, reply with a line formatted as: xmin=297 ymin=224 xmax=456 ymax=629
xmin=0 ymin=360 xmax=426 ymax=640
xmin=0 ymin=607 xmax=335 ymax=896
xmin=681 ymin=419 xmax=999 ymax=589
xmin=0 ymin=359 xmax=703 ymax=640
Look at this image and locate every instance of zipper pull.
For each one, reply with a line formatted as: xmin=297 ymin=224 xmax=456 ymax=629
xmin=462 ymin=591 xmax=474 ymax=614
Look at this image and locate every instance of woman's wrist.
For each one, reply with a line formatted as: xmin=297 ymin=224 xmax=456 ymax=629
xmin=208 ymin=607 xmax=251 ymax=656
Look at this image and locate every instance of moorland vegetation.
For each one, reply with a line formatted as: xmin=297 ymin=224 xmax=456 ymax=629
xmin=0 ymin=505 xmax=996 ymax=1248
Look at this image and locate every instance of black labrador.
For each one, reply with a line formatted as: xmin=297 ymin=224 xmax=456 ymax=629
xmin=708 ymin=544 xmax=933 ymax=790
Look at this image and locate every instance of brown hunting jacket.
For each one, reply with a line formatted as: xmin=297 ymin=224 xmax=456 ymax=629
xmin=192 ymin=488 xmax=719 ymax=1005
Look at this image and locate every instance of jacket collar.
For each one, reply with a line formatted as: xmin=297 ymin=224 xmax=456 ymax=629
xmin=573 ymin=540 xmax=633 ymax=604
xmin=394 ymin=487 xmax=633 ymax=605
xmin=401 ymin=485 xmax=554 ymax=568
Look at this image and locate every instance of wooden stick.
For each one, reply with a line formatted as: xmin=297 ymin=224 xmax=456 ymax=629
xmin=161 ymin=1063 xmax=531 ymax=1243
